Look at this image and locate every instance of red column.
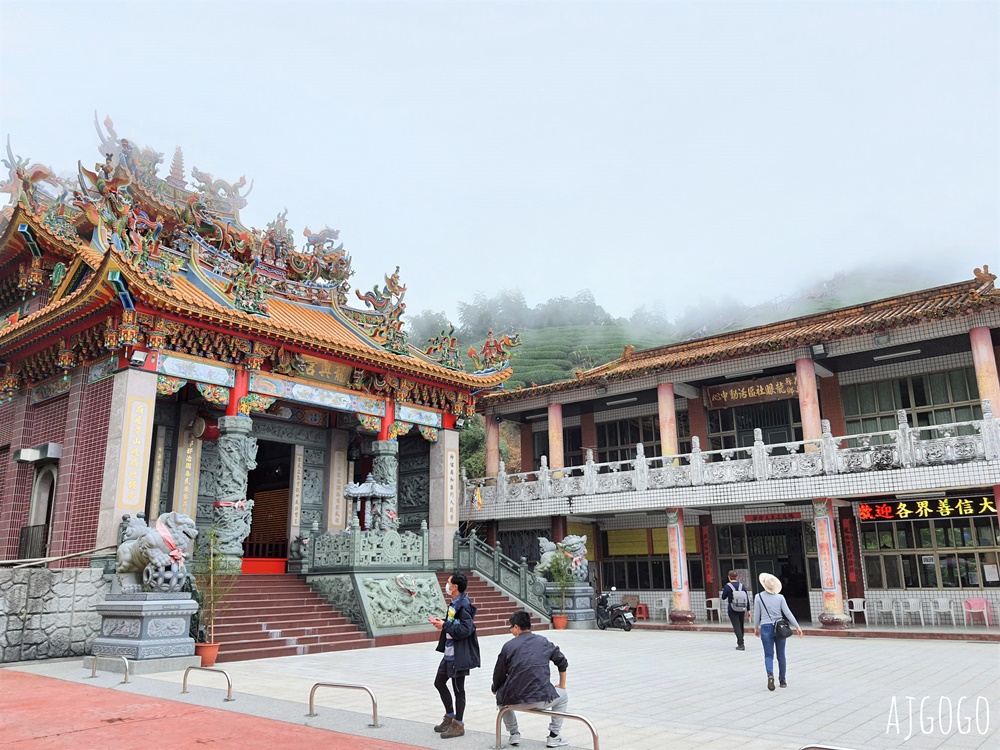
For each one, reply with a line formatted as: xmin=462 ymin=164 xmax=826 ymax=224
xmin=485 ymin=413 xmax=500 ymax=476
xmin=666 ymin=508 xmax=695 ymax=622
xmin=687 ymin=397 xmax=709 ymax=448
xmin=819 ymin=373 xmax=847 ymax=437
xmin=813 ymin=497 xmax=850 ymax=628
xmin=700 ymin=515 xmax=718 ymax=598
xmin=796 ymin=358 xmax=822 ymax=449
xmin=970 ymin=327 xmax=1000 ymax=411
xmin=486 ymin=520 xmax=497 ymax=547
xmin=547 ymin=403 xmax=564 ymax=470
xmin=519 ymin=423 xmax=534 ymax=472
xmin=551 ymin=515 xmax=567 ymax=543
xmin=657 ymin=383 xmax=678 ymax=456
xmin=227 ymin=368 xmax=249 ymax=417
xmin=378 ymin=399 xmax=395 ymax=441
xmin=838 ymin=506 xmax=865 ymax=623
xmin=580 ymin=407 xmax=597 ymax=461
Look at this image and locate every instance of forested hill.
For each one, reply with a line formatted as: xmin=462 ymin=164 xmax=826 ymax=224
xmin=405 ymin=265 xmax=956 ymax=389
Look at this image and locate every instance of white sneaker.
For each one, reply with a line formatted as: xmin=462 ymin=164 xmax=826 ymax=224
xmin=546 ymin=736 xmax=570 ymax=748
xmin=508 ymin=732 xmax=521 ymax=746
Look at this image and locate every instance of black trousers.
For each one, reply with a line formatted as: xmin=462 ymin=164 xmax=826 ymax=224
xmin=434 ymin=658 xmax=467 ymax=721
xmin=728 ymin=610 xmax=746 ymax=646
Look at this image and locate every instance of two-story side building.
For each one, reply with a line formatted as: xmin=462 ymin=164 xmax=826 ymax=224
xmin=463 ymin=268 xmax=1000 ymax=628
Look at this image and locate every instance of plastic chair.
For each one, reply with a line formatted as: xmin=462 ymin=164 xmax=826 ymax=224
xmin=871 ymin=598 xmax=897 ymax=626
xmin=963 ymin=598 xmax=991 ymax=626
xmin=846 ymin=598 xmax=866 ymax=624
xmin=898 ymin=598 xmax=925 ymax=626
xmin=634 ymin=602 xmax=649 ymax=620
xmin=651 ymin=597 xmax=669 ymax=619
xmin=929 ymin=598 xmax=956 ymax=626
xmin=705 ymin=597 xmax=722 ymax=622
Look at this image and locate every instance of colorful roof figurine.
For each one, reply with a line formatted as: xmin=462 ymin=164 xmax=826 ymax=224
xmin=0 ymin=115 xmax=517 ymax=405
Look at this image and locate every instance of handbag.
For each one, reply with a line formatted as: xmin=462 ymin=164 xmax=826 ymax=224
xmin=763 ymin=593 xmax=793 ymax=639
xmin=773 ymin=617 xmax=793 ymax=640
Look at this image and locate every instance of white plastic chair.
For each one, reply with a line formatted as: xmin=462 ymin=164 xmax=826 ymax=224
xmin=651 ymin=597 xmax=669 ymax=620
xmin=846 ymin=598 xmax=866 ymax=624
xmin=898 ymin=598 xmax=925 ymax=626
xmin=705 ymin=597 xmax=722 ymax=622
xmin=871 ymin=598 xmax=897 ymax=626
xmin=929 ymin=598 xmax=956 ymax=626
xmin=963 ymin=598 xmax=990 ymax=626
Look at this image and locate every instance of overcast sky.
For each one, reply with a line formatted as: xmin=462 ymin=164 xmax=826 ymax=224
xmin=1 ymin=1 xmax=996 ymax=323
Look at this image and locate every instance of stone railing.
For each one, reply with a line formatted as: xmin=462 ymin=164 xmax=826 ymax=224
xmin=302 ymin=517 xmax=429 ymax=572
xmin=466 ymin=400 xmax=1000 ymax=505
xmin=453 ymin=530 xmax=550 ymax=615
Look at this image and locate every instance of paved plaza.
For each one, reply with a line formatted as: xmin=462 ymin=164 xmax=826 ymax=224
xmin=5 ymin=629 xmax=999 ymax=750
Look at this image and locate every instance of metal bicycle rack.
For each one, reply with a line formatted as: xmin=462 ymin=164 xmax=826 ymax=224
xmin=307 ymin=682 xmax=381 ymax=727
xmin=495 ymin=707 xmax=599 ymax=750
xmin=87 ymin=655 xmax=130 ymax=684
xmin=181 ymin=666 xmax=235 ymax=702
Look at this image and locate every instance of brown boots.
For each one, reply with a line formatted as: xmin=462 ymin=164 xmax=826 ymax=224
xmin=434 ymin=715 xmax=455 ymax=732
xmin=440 ymin=721 xmax=465 ymax=739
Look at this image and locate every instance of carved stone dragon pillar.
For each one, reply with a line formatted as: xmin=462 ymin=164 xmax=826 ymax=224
xmin=212 ymin=415 xmax=258 ymax=569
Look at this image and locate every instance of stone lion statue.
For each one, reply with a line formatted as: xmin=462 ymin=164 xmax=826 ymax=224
xmin=534 ymin=534 xmax=589 ymax=583
xmin=116 ymin=512 xmax=198 ymax=593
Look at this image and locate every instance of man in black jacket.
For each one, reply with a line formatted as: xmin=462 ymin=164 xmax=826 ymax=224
xmin=491 ymin=610 xmax=569 ymax=748
xmin=430 ymin=571 xmax=481 ymax=739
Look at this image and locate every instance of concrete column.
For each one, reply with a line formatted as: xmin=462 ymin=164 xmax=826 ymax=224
xmin=818 ymin=373 xmax=847 ymax=437
xmin=970 ymin=327 xmax=1000 ymax=411
xmin=657 ymin=383 xmax=679 ymax=456
xmin=547 ymin=403 xmax=564 ymax=470
xmin=519 ymin=423 xmax=534 ymax=472
xmin=171 ymin=404 xmax=202 ymax=519
xmin=485 ymin=412 xmax=500 ymax=477
xmin=428 ymin=428 xmax=460 ymax=566
xmin=666 ymin=508 xmax=695 ymax=622
xmin=813 ymin=497 xmax=850 ymax=628
xmin=796 ymin=358 xmax=822 ymax=449
xmin=95 ymin=367 xmax=158 ymax=551
xmin=289 ymin=443 xmax=305 ymax=540
xmin=326 ymin=429 xmax=349 ymax=531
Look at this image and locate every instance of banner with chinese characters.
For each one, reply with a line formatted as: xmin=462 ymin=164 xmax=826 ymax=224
xmin=705 ymin=374 xmax=798 ymax=408
xmin=858 ymin=496 xmax=997 ymax=522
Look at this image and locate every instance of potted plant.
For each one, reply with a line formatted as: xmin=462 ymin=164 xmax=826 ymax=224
xmin=190 ymin=525 xmax=240 ymax=666
xmin=548 ymin=551 xmax=575 ymax=630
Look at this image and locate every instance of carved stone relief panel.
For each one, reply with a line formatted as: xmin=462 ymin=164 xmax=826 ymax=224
xmin=397 ymin=436 xmax=429 ymax=534
xmin=196 ymin=442 xmax=220 ymax=524
xmin=251 ymin=418 xmax=326 ymax=447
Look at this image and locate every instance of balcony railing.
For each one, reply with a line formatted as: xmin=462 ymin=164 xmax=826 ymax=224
xmin=465 ymin=400 xmax=1000 ymax=506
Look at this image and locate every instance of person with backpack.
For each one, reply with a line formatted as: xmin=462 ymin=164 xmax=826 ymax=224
xmin=753 ymin=572 xmax=804 ymax=691
xmin=429 ymin=571 xmax=481 ymax=738
xmin=721 ymin=569 xmax=750 ymax=650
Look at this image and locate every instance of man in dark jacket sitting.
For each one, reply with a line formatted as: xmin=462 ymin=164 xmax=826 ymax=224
xmin=491 ymin=610 xmax=569 ymax=748
xmin=430 ymin=571 xmax=481 ymax=739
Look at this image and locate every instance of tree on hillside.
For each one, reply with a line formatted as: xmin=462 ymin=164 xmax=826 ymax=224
xmin=407 ymin=309 xmax=453 ymax=346
xmin=458 ymin=289 xmax=532 ymax=341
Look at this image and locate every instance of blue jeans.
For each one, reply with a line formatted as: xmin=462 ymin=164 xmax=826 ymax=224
xmin=759 ymin=623 xmax=787 ymax=680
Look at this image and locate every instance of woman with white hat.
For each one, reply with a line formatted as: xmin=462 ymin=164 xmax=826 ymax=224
xmin=753 ymin=572 xmax=803 ymax=691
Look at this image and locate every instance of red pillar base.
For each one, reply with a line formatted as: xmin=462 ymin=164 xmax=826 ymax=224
xmin=669 ymin=610 xmax=696 ymax=624
xmin=818 ymin=612 xmax=852 ymax=629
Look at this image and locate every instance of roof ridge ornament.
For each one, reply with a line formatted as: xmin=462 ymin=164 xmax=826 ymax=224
xmin=974 ymin=264 xmax=996 ymax=283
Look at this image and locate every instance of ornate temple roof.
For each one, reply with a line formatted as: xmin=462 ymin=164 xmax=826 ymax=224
xmin=0 ymin=118 xmax=516 ymax=392
xmin=483 ymin=267 xmax=1000 ymax=404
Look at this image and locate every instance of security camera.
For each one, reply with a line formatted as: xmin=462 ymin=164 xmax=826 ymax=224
xmin=494 ymin=415 xmax=503 ymax=423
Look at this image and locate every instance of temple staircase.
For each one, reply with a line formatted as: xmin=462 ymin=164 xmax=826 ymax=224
xmin=213 ymin=574 xmax=373 ymax=663
xmin=435 ymin=571 xmax=549 ymax=636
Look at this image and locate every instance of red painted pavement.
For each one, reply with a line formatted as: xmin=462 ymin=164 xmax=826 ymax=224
xmin=0 ymin=670 xmax=427 ymax=750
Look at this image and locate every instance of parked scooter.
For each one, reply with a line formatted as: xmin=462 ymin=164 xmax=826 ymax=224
xmin=595 ymin=586 xmax=635 ymax=631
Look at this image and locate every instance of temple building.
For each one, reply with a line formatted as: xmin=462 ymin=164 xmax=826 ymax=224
xmin=0 ymin=116 xmax=516 ymax=575
xmin=466 ymin=269 xmax=1000 ymax=628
